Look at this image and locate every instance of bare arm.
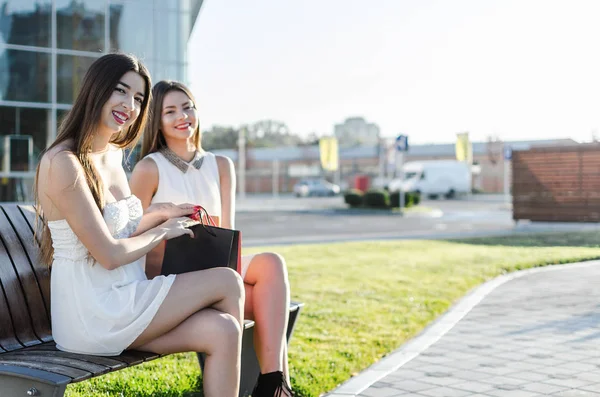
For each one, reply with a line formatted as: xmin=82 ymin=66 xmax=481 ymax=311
xmin=129 ymin=157 xmax=159 ymax=210
xmin=217 ymin=155 xmax=236 ymax=229
xmin=129 ymin=158 xmax=198 ymax=232
xmin=129 ymin=158 xmax=169 ymax=235
xmin=40 ymin=151 xmax=192 ymax=270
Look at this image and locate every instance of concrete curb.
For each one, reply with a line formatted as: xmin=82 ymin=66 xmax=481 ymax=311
xmin=325 ymin=259 xmax=600 ymax=396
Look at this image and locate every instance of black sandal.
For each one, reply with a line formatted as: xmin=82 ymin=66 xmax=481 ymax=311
xmin=252 ymin=370 xmax=294 ymax=397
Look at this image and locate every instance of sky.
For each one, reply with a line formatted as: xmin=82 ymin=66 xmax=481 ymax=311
xmin=188 ymin=0 xmax=600 ymax=145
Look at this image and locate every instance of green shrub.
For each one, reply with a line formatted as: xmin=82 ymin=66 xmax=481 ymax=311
xmin=344 ymin=189 xmax=364 ymax=207
xmin=363 ymin=189 xmax=390 ymax=208
xmin=390 ymin=191 xmax=400 ymax=208
xmin=412 ymin=192 xmax=421 ymax=205
xmin=390 ymin=191 xmax=421 ymax=208
xmin=405 ymin=192 xmax=415 ymax=207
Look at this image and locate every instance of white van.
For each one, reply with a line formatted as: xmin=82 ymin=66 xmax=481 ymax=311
xmin=387 ymin=160 xmax=470 ymax=199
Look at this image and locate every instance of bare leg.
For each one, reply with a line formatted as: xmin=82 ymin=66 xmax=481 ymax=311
xmin=136 ymin=309 xmax=241 ymax=397
xmin=282 ymin=343 xmax=290 ymax=385
xmin=130 ymin=266 xmax=244 ymax=348
xmin=243 ymin=253 xmax=290 ymax=380
xmin=129 ymin=267 xmax=244 ymax=397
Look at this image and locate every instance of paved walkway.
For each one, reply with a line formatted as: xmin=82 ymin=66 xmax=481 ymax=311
xmin=327 ymin=261 xmax=600 ymax=397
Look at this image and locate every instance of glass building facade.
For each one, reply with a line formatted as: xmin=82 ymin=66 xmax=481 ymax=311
xmin=0 ymin=0 xmax=203 ymax=200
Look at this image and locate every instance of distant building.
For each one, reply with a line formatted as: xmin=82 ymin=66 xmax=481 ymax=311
xmin=214 ymin=138 xmax=578 ymax=194
xmin=334 ymin=117 xmax=380 ymax=147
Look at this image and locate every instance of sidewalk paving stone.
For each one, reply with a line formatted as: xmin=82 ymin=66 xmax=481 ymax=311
xmin=327 ymin=261 xmax=600 ymax=397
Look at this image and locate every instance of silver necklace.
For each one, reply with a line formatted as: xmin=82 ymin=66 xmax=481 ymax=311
xmin=159 ymin=146 xmax=204 ymax=173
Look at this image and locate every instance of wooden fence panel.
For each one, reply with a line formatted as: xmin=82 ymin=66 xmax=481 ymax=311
xmin=512 ymin=144 xmax=600 ymax=222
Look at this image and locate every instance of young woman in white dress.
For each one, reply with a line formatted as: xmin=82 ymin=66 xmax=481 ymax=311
xmin=130 ymin=80 xmax=293 ymax=397
xmin=35 ymin=54 xmax=244 ymax=397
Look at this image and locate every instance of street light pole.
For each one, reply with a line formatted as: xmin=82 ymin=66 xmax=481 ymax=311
xmin=503 ymin=145 xmax=512 ymax=206
xmin=238 ymin=126 xmax=246 ymax=200
xmin=272 ymin=159 xmax=279 ymax=198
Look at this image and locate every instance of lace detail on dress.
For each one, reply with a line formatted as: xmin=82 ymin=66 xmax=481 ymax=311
xmin=103 ymin=196 xmax=143 ymax=239
xmin=126 ymin=195 xmax=143 ymax=228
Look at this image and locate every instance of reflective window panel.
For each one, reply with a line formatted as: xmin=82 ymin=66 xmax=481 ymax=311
xmin=153 ymin=11 xmax=187 ymax=63
xmin=0 ymin=50 xmax=50 ymax=103
xmin=0 ymin=0 xmax=52 ymax=47
xmin=56 ymin=0 xmax=106 ymax=52
xmin=57 ymin=109 xmax=70 ymax=131
xmin=57 ymin=54 xmax=98 ymax=104
xmin=109 ymin=0 xmax=190 ymax=11
xmin=0 ymin=177 xmax=35 ymax=201
xmin=109 ymin=3 xmax=154 ymax=61
xmin=0 ymin=106 xmax=49 ymax=170
xmin=152 ymin=62 xmax=181 ymax=83
xmin=153 ymin=0 xmax=192 ymax=12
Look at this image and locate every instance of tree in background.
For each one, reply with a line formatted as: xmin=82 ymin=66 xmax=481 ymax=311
xmin=300 ymin=131 xmax=321 ymax=146
xmin=246 ymin=120 xmax=303 ymax=147
xmin=200 ymin=125 xmax=239 ymax=150
xmin=201 ymin=119 xmax=305 ymax=150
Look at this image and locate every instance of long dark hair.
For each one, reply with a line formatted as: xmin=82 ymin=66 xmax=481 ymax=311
xmin=34 ymin=52 xmax=152 ymax=266
xmin=140 ymin=80 xmax=200 ymax=158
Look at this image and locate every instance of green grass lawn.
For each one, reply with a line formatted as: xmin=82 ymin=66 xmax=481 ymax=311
xmin=65 ymin=231 xmax=600 ymax=397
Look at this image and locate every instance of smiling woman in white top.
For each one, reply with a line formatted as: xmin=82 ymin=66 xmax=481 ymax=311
xmin=35 ymin=54 xmax=244 ymax=397
xmin=130 ymin=80 xmax=293 ymax=397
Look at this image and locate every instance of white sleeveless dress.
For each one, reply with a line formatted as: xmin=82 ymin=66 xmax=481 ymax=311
xmin=48 ymin=195 xmax=175 ymax=356
xmin=145 ymin=151 xmax=254 ymax=278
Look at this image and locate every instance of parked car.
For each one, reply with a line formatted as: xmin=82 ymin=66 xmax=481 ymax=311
xmin=293 ymin=179 xmax=341 ymax=197
xmin=387 ymin=160 xmax=470 ymax=199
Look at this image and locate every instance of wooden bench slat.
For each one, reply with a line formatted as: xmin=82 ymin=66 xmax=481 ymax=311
xmin=22 ymin=343 xmax=59 ymax=351
xmin=21 ymin=342 xmax=161 ymax=366
xmin=0 ymin=353 xmax=112 ymax=375
xmin=0 ymin=213 xmax=41 ymax=348
xmin=15 ymin=205 xmax=36 ymax=235
xmin=0 ymin=286 xmax=21 ymax=351
xmin=0 ymin=206 xmax=52 ymax=343
xmin=113 ymin=350 xmax=162 ymax=365
xmin=3 ymin=350 xmax=127 ymax=370
xmin=16 ymin=205 xmax=51 ymax=322
xmin=0 ymin=364 xmax=71 ymax=386
xmin=0 ymin=359 xmax=91 ymax=382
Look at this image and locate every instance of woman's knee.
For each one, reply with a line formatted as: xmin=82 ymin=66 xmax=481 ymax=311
xmin=222 ymin=267 xmax=245 ymax=299
xmin=204 ymin=267 xmax=244 ymax=299
xmin=200 ymin=312 xmax=242 ymax=353
xmin=256 ymin=252 xmax=289 ymax=284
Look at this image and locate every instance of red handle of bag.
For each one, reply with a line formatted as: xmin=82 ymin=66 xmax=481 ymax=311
xmin=196 ymin=205 xmax=217 ymax=227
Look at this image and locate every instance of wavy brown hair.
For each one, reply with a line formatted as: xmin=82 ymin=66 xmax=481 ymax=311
xmin=140 ymin=80 xmax=200 ymax=158
xmin=34 ymin=53 xmax=152 ymax=266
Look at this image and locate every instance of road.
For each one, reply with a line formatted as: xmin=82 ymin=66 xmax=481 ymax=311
xmin=235 ymin=195 xmax=600 ymax=246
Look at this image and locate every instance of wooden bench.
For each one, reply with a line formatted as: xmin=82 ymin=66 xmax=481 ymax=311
xmin=0 ymin=203 xmax=304 ymax=397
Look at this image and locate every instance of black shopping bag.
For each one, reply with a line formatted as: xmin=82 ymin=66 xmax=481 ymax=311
xmin=161 ymin=219 xmax=241 ymax=276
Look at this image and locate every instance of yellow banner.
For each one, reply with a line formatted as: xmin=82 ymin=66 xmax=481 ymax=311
xmin=319 ymin=137 xmax=339 ymax=171
xmin=455 ymin=132 xmax=472 ymax=163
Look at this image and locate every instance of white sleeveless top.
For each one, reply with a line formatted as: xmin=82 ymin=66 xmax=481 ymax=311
xmin=144 ymin=151 xmax=255 ymax=278
xmin=145 ymin=151 xmax=222 ymax=218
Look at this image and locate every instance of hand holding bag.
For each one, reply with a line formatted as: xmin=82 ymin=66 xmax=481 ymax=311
xmin=160 ymin=206 xmax=242 ymax=276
